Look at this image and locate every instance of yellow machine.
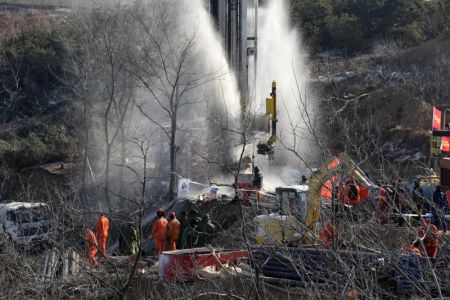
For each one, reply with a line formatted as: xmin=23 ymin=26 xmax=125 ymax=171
xmin=254 ymin=185 xmax=307 ymax=245
xmin=257 ymin=81 xmax=278 ymax=159
xmin=254 ymin=153 xmax=378 ymax=246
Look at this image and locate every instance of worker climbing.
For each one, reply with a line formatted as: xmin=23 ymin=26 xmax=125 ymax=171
xmin=167 ymin=211 xmax=181 ymax=251
xmin=84 ymin=228 xmax=99 ymax=266
xmin=96 ymin=212 xmax=109 ymax=257
xmin=152 ymin=209 xmax=168 ymax=255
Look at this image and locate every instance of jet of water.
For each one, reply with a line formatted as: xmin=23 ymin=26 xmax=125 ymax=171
xmin=253 ymin=0 xmax=317 ymax=167
xmin=175 ymin=0 xmax=241 ymax=119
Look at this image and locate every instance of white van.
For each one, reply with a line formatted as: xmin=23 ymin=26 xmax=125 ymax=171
xmin=0 ymin=202 xmax=51 ymax=246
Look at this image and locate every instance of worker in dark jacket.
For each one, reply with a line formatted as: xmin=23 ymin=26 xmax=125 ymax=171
xmin=253 ymin=166 xmax=263 ymax=189
xmin=196 ymin=214 xmax=216 ymax=247
xmin=119 ymin=223 xmax=139 ymax=255
xmin=176 ymin=210 xmax=187 ymax=249
xmin=189 ymin=209 xmax=201 ymax=224
xmin=412 ymin=180 xmax=424 ymax=214
xmin=253 ymin=166 xmax=263 ymax=202
xmin=181 ymin=218 xmax=199 ymax=249
xmin=432 ymin=185 xmax=448 ymax=233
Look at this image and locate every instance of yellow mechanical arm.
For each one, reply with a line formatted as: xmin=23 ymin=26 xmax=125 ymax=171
xmin=305 ymin=153 xmax=376 ymax=236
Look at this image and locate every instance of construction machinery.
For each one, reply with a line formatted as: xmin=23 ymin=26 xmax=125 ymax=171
xmin=257 ymin=81 xmax=278 ymax=159
xmin=254 ymin=153 xmax=379 ymax=246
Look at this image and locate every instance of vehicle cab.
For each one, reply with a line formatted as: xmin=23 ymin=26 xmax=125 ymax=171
xmin=254 ymin=185 xmax=308 ymax=246
xmin=276 ymin=185 xmax=308 ymax=221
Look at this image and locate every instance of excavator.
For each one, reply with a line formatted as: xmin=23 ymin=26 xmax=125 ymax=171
xmin=254 ymin=153 xmax=380 ymax=246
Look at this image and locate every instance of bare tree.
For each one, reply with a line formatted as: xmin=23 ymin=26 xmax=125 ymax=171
xmin=95 ymin=4 xmax=135 ymax=209
xmin=131 ymin=4 xmax=216 ymax=201
xmin=60 ymin=15 xmax=101 ymax=201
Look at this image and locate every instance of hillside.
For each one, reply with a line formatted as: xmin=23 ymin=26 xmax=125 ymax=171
xmin=312 ymin=34 xmax=450 ymax=168
xmin=401 ymin=32 xmax=450 ymax=66
xmin=0 ymin=1 xmax=449 ymax=299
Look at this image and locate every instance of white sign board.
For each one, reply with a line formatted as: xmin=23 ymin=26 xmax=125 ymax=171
xmin=177 ymin=179 xmax=190 ymax=199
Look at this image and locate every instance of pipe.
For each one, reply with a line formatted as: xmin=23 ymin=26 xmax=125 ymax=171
xmin=239 ymin=0 xmax=248 ymax=104
xmin=254 ymin=0 xmax=258 ymax=101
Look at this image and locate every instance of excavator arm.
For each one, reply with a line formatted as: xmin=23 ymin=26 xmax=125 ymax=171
xmin=305 ymin=153 xmax=378 ymax=235
xmin=253 ymin=153 xmax=378 ymax=247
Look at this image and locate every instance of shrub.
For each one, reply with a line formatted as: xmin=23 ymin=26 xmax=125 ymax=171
xmin=36 ymin=124 xmax=77 ymax=161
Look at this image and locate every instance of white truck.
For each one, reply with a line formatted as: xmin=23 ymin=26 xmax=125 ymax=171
xmin=0 ymin=202 xmax=51 ymax=246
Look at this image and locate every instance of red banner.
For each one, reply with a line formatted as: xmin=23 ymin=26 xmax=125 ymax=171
xmin=441 ymin=136 xmax=450 ymax=153
xmin=433 ymin=107 xmax=442 ymax=130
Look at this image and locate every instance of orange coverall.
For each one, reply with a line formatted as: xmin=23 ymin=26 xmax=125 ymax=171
xmin=402 ymin=245 xmax=421 ymax=255
xmin=167 ymin=218 xmax=181 ymax=251
xmin=403 ymin=223 xmax=439 ymax=258
xmin=96 ymin=215 xmax=109 ymax=256
xmin=339 ymin=184 xmax=361 ymax=206
xmin=378 ymin=187 xmax=389 ymax=225
xmin=85 ymin=229 xmax=98 ymax=265
xmin=418 ymin=224 xmax=439 ymax=258
xmin=152 ymin=217 xmax=168 ymax=254
xmin=320 ymin=221 xmax=339 ymax=249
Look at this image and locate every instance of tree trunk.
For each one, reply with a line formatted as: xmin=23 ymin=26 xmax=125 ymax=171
xmin=169 ymin=113 xmax=177 ymax=201
xmin=105 ymin=145 xmax=111 ymax=212
xmin=81 ymin=97 xmax=89 ymax=203
xmin=119 ymin=123 xmax=126 ymax=196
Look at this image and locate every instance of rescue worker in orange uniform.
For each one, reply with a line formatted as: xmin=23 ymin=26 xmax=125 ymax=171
xmin=85 ymin=229 xmax=99 ymax=266
xmin=96 ymin=212 xmax=109 ymax=256
xmin=377 ymin=186 xmax=389 ymax=225
xmin=152 ymin=209 xmax=168 ymax=255
xmin=166 ymin=211 xmax=181 ymax=251
xmin=417 ymin=221 xmax=440 ymax=258
xmin=339 ymin=178 xmax=360 ymax=206
xmin=402 ymin=220 xmax=440 ymax=258
xmin=320 ymin=220 xmax=339 ymax=249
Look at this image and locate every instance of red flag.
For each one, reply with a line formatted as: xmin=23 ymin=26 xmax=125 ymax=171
xmin=433 ymin=107 xmax=442 ymax=130
xmin=441 ymin=136 xmax=450 ymax=153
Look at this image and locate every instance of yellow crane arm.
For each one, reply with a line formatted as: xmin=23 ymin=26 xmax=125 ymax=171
xmin=305 ymin=153 xmax=377 ymax=235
